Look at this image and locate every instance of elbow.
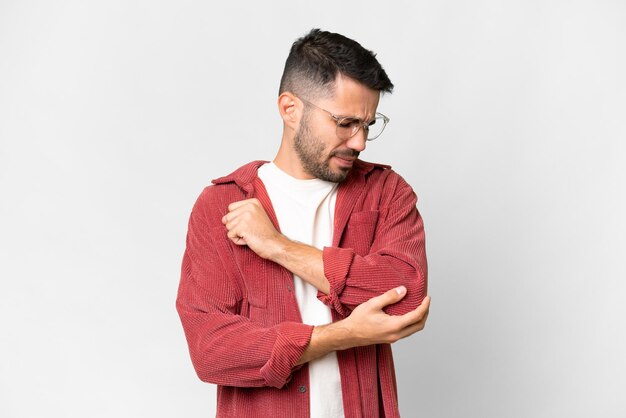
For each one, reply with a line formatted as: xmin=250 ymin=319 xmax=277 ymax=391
xmin=190 ymin=349 xmax=220 ymax=384
xmin=186 ymin=338 xmax=223 ymax=384
xmin=408 ymin=264 xmax=428 ymax=307
xmin=185 ymin=333 xmax=273 ymax=388
xmin=385 ymin=267 xmax=427 ymax=316
xmin=188 ymin=346 xmax=266 ymax=387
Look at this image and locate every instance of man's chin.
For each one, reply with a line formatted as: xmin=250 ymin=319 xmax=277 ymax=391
xmin=304 ymin=158 xmax=353 ymax=183
xmin=313 ymin=167 xmax=349 ymax=183
xmin=328 ymin=166 xmax=351 ymax=183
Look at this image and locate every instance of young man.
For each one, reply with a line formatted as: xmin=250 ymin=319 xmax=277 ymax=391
xmin=177 ymin=29 xmax=430 ymax=418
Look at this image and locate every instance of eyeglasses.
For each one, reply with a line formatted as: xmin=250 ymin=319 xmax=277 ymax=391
xmin=297 ymin=97 xmax=390 ymax=141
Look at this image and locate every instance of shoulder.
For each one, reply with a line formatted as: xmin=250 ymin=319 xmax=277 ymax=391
xmin=211 ymin=160 xmax=268 ymax=187
xmin=352 ymin=159 xmax=418 ymax=210
xmin=353 ymin=158 xmax=391 ymax=174
xmin=355 ymin=159 xmax=411 ymax=190
xmin=191 ymin=160 xmax=268 ymax=226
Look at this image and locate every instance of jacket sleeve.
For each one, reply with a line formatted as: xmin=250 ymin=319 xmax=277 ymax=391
xmin=176 ymin=189 xmax=313 ymax=388
xmin=319 ymin=175 xmax=427 ymax=317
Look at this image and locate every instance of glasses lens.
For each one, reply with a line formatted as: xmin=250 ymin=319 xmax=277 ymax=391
xmin=336 ymin=118 xmax=361 ymax=140
xmin=334 ymin=114 xmax=389 ymax=141
xmin=366 ymin=115 xmax=388 ymax=140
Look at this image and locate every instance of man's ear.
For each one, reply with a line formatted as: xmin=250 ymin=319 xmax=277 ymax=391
xmin=278 ymin=92 xmax=301 ymax=130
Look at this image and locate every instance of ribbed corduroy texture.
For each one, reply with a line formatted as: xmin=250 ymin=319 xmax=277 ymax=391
xmin=176 ymin=160 xmax=427 ymax=418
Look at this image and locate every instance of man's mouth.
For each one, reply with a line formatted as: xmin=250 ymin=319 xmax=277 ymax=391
xmin=331 ymin=150 xmax=359 ymax=161
xmin=332 ymin=153 xmax=358 ymax=168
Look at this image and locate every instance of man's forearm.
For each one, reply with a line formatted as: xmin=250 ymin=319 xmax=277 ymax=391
xmin=221 ymin=198 xmax=331 ymax=293
xmin=295 ymin=321 xmax=350 ymax=365
xmin=268 ymin=235 xmax=330 ymax=294
xmin=295 ymin=288 xmax=431 ymax=366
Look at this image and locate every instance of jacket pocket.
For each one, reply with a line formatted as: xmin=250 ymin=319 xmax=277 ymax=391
xmin=341 ymin=210 xmax=379 ymax=256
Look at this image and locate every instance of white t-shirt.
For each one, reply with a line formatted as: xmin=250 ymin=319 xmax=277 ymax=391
xmin=257 ymin=162 xmax=344 ymax=418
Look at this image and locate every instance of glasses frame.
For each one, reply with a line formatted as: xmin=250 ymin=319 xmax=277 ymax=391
xmin=297 ymin=97 xmax=390 ymax=141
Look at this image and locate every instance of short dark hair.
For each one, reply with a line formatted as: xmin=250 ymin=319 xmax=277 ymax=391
xmin=279 ymin=28 xmax=394 ymax=99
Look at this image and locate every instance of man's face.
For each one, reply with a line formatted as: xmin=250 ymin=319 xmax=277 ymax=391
xmin=293 ymin=76 xmax=380 ymax=183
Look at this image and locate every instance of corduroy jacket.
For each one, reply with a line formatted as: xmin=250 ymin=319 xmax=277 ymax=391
xmin=176 ymin=159 xmax=427 ymax=417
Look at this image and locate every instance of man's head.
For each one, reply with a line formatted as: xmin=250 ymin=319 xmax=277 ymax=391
xmin=279 ymin=28 xmax=394 ymax=100
xmin=276 ymin=29 xmax=394 ymax=183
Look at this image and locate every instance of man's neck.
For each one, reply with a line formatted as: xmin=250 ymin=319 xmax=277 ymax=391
xmin=272 ymin=140 xmax=314 ymax=180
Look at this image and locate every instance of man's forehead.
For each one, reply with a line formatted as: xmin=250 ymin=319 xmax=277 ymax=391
xmin=319 ymin=75 xmax=380 ymax=118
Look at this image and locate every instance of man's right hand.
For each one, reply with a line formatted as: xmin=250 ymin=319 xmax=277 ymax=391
xmin=296 ymin=288 xmax=430 ymax=365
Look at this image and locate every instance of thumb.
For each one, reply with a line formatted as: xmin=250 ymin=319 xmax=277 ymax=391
xmin=369 ymin=286 xmax=407 ymax=310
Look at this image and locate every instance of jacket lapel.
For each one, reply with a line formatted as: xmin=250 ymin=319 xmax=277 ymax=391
xmin=252 ymin=176 xmax=281 ymax=233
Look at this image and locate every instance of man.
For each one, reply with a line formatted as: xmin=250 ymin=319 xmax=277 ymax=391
xmin=177 ymin=29 xmax=430 ymax=418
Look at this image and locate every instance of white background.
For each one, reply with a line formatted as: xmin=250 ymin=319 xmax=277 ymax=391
xmin=1 ymin=1 xmax=624 ymax=417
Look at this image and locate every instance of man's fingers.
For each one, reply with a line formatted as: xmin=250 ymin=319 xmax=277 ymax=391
xmin=226 ymin=228 xmax=247 ymax=245
xmin=391 ymin=297 xmax=430 ymax=340
xmin=222 ymin=205 xmax=244 ymax=224
xmin=224 ymin=215 xmax=242 ymax=232
xmin=222 ymin=204 xmax=255 ymax=227
xmin=397 ymin=296 xmax=430 ymax=328
xmin=223 ymin=199 xmax=264 ymax=225
xmin=396 ymin=313 xmax=429 ymax=340
xmin=368 ymin=286 xmax=408 ymax=310
xmin=227 ymin=198 xmax=260 ymax=212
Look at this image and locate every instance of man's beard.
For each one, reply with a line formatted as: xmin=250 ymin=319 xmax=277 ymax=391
xmin=293 ymin=113 xmax=359 ymax=183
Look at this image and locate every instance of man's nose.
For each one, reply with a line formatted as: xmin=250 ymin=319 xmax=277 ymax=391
xmin=345 ymin=128 xmax=367 ymax=152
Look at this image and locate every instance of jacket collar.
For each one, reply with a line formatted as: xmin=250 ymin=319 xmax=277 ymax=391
xmin=212 ymin=160 xmax=268 ymax=190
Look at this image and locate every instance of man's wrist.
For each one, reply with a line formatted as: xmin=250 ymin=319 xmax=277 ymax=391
xmin=296 ymin=319 xmax=355 ymax=365
xmin=263 ymin=235 xmax=330 ymax=294
xmin=264 ymin=233 xmax=291 ymax=261
xmin=313 ymin=319 xmax=356 ymax=352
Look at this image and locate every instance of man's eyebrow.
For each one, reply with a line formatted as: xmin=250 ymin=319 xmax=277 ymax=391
xmin=335 ymin=113 xmax=376 ymax=124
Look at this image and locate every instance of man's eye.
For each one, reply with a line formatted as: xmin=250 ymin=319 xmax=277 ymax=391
xmin=338 ymin=119 xmax=360 ymax=128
